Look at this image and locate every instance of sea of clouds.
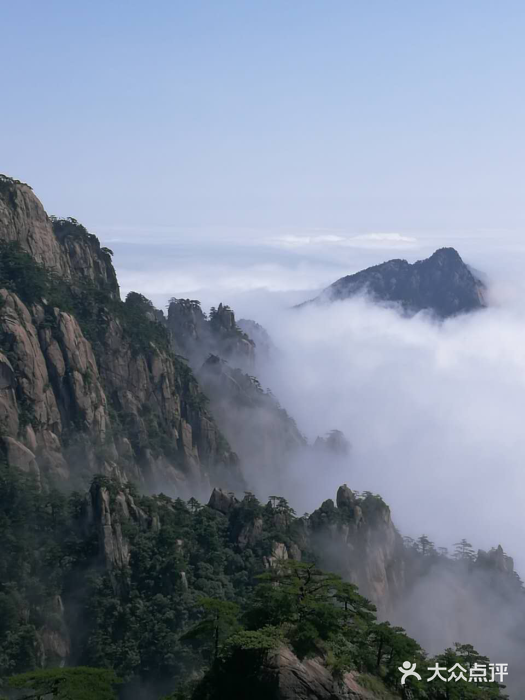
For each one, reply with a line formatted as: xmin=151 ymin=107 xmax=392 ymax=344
xmin=102 ymin=224 xmax=525 ymax=572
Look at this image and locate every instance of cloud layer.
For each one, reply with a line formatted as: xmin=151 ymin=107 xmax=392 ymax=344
xmin=103 ymin=226 xmax=525 ymax=571
xmin=253 ymin=295 xmax=525 ymax=573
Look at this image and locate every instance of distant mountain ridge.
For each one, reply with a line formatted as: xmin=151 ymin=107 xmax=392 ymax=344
xmin=304 ymin=247 xmax=486 ymax=318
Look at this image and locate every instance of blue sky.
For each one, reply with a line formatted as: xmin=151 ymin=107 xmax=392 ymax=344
xmin=3 ymin=1 xmax=525 ymax=304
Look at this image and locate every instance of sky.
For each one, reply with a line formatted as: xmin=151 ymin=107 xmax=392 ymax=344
xmin=3 ymin=1 xmax=525 ymax=309
xmin=3 ymin=1 xmax=525 ymax=235
xmin=3 ymin=1 xmax=525 ymax=566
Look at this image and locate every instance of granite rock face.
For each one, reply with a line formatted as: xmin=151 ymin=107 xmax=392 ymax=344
xmin=167 ymin=298 xmax=255 ymax=369
xmin=308 ymin=486 xmax=405 ymax=613
xmin=260 ymin=646 xmax=384 ymax=700
xmin=0 ymin=176 xmax=239 ymax=493
xmin=207 ymin=483 xmax=404 ymax=614
xmin=0 ymin=177 xmax=69 ymax=275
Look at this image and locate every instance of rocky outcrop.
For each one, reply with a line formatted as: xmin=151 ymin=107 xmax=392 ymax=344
xmin=199 ymin=355 xmax=306 ymax=490
xmin=51 ymin=217 xmax=119 ymax=297
xmin=303 ymin=247 xmax=486 ymax=318
xmin=208 ymin=486 xmax=238 ymax=514
xmin=262 ymin=646 xmax=389 ymax=700
xmin=263 ymin=540 xmax=302 ymax=569
xmin=167 ymin=303 xmax=311 ymax=496
xmin=476 ymin=544 xmax=515 ymax=576
xmin=3 ymin=436 xmax=39 ymax=480
xmin=36 ymin=595 xmax=70 ymax=668
xmin=314 ymin=430 xmax=351 ymax=456
xmin=200 ymin=643 xmax=393 ymax=699
xmin=0 ymin=176 xmax=68 ymax=275
xmin=237 ymin=318 xmax=275 ymax=360
xmin=83 ymin=479 xmax=158 ymax=572
xmin=0 ymin=177 xmax=239 ymax=493
xmin=167 ymin=298 xmax=208 ymax=359
xmin=208 ymin=485 xmax=404 ymax=614
xmin=308 ymin=487 xmax=405 ymax=613
xmin=167 ymin=298 xmax=255 ymax=369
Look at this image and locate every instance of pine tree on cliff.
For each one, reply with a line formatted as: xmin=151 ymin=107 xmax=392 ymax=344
xmin=453 ymin=538 xmax=476 ymax=560
xmin=416 ymin=534 xmax=436 ymax=556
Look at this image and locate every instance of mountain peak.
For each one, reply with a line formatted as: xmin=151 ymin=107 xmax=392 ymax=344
xmin=310 ymin=247 xmax=486 ymax=318
xmin=428 ymin=246 xmax=463 ymax=261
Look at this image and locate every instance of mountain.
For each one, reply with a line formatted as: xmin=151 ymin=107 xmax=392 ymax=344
xmin=167 ymin=298 xmax=255 ymax=371
xmin=0 ymin=175 xmax=239 ymax=495
xmin=305 ymin=248 xmax=486 ymax=318
xmin=237 ymin=318 xmax=276 ymax=360
xmin=198 ymin=355 xmax=307 ymax=488
xmin=0 ymin=466 xmax=517 ymax=699
xmin=0 ymin=176 xmax=516 ymax=700
xmin=166 ymin=298 xmax=312 ymax=491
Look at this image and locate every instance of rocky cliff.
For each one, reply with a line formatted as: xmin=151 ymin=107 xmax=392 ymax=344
xmin=1 ymin=457 xmax=518 ymax=698
xmin=207 ymin=483 xmax=404 ymax=613
xmin=199 ymin=355 xmax=307 ymax=491
xmin=258 ymin=647 xmax=393 ymax=700
xmin=167 ymin=298 xmax=312 ymax=493
xmin=0 ymin=175 xmax=239 ymax=493
xmin=167 ymin=298 xmax=255 ymax=370
xmin=305 ymin=247 xmax=486 ymax=318
xmin=237 ymin=317 xmax=275 ymax=360
xmin=197 ymin=643 xmax=395 ymax=700
xmin=308 ymin=486 xmax=405 ymax=613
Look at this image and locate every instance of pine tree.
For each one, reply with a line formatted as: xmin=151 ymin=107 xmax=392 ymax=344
xmin=453 ymin=538 xmax=476 ymax=561
xmin=416 ymin=534 xmax=435 ymax=556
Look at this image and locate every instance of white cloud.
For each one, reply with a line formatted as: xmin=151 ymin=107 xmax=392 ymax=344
xmin=268 ymin=231 xmax=419 ymax=250
xmin=117 ymin=260 xmax=339 ymax=300
xmin=344 ymin=232 xmax=418 ymax=246
xmin=251 ymin=294 xmax=525 ymax=576
xmin=268 ymin=233 xmax=347 ymax=248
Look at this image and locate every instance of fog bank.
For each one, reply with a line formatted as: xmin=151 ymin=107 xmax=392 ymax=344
xmin=252 ymin=294 xmax=525 ymax=573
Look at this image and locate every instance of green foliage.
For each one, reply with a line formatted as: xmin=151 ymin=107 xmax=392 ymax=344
xmin=250 ymin=562 xmax=343 ymax=634
xmin=0 ymin=173 xmax=30 ymax=190
xmin=0 ymin=468 xmax=510 ymax=700
xmin=223 ymin=625 xmax=283 ymax=654
xmin=0 ymin=241 xmax=60 ymax=307
xmin=355 ymin=674 xmax=398 ymax=699
xmin=0 ymin=238 xmax=169 ymax=360
xmin=192 ymin=557 xmax=508 ymax=700
xmin=0 ymin=461 xmax=87 ymax=676
xmin=208 ymin=303 xmax=253 ymax=345
xmin=454 ymin=538 xmax=476 ymax=561
xmin=121 ymin=291 xmax=170 ymax=355
xmin=50 ymin=216 xmax=96 ymax=243
xmin=420 ymin=643 xmax=508 ymax=699
xmin=8 ymin=667 xmax=121 ymax=699
xmin=182 ymin=598 xmax=240 ymax=661
xmin=78 ymin=489 xmax=268 ymax=685
xmin=416 ymin=534 xmax=436 ymax=556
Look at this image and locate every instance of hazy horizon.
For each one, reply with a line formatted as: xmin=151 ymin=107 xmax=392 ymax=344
xmin=5 ymin=0 xmax=525 ymax=317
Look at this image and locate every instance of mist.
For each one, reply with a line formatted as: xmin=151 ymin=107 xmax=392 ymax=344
xmin=111 ymin=235 xmax=525 ymax=694
xmin=111 ymin=232 xmax=525 ymax=566
xmin=252 ymin=293 xmax=525 ymax=570
xmin=236 ymin=283 xmax=525 ymax=697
